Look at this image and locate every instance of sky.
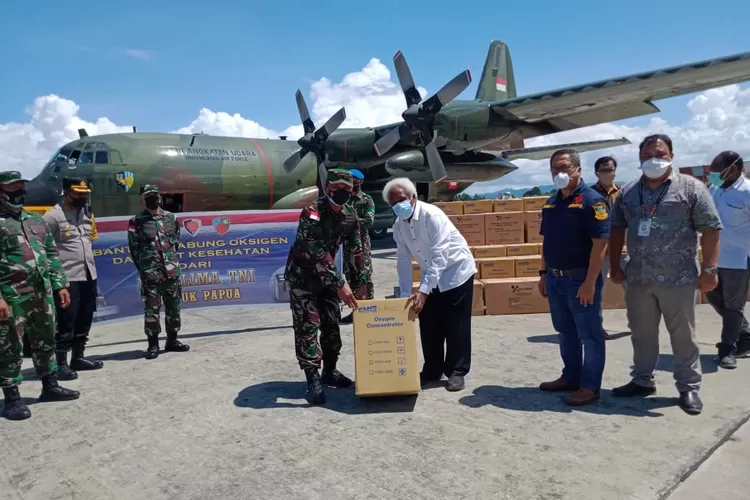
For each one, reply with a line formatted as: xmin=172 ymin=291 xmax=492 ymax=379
xmin=1 ymin=0 xmax=749 ymax=194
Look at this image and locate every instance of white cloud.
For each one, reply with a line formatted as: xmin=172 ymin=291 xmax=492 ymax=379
xmin=123 ymin=49 xmax=152 ymax=61
xmin=1 ymin=57 xmax=748 ymax=194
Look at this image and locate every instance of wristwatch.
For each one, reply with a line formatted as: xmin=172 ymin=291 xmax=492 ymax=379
xmin=538 ymin=269 xmax=548 ymax=277
xmin=702 ymin=267 xmax=718 ymax=275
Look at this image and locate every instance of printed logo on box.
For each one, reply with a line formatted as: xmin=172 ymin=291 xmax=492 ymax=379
xmin=358 ymin=305 xmax=377 ymax=313
xmin=399 ymin=369 xmax=407 ymax=376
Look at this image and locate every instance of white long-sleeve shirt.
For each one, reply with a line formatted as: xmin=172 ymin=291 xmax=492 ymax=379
xmin=710 ymin=175 xmax=750 ymax=269
xmin=393 ymin=201 xmax=476 ymax=297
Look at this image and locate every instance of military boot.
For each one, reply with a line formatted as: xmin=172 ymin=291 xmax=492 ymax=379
xmin=321 ymin=359 xmax=353 ymax=388
xmin=164 ymin=333 xmax=190 ymax=353
xmin=2 ymin=386 xmax=31 ymax=421
xmin=304 ymin=367 xmax=325 ymax=405
xmin=55 ymin=351 xmax=79 ymax=381
xmin=70 ymin=346 xmax=104 ymax=371
xmin=145 ymin=336 xmax=160 ymax=360
xmin=38 ymin=373 xmax=80 ymax=403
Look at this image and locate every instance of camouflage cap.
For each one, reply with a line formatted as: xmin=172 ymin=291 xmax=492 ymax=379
xmin=140 ymin=184 xmax=159 ymax=196
xmin=0 ymin=171 xmax=29 ymax=185
xmin=326 ymin=168 xmax=353 ymax=187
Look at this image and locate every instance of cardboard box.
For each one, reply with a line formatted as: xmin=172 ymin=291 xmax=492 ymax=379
xmin=482 ymin=277 xmax=550 ymax=315
xmin=476 ymin=257 xmax=515 ymax=279
xmin=353 ymin=298 xmax=421 ymax=397
xmin=411 ymin=262 xmax=421 ymax=282
xmin=433 ymin=201 xmax=464 ymax=215
xmin=472 ymin=280 xmax=485 ymax=316
xmin=523 ymin=197 xmax=548 ymax=212
xmin=472 ymin=245 xmax=508 ymax=258
xmin=450 ymin=214 xmax=486 ymax=246
xmin=493 ymin=199 xmax=524 ymax=213
xmin=463 ymin=200 xmax=494 ymax=214
xmin=523 ymin=211 xmax=543 ymax=243
xmin=602 ymin=280 xmax=626 ymax=310
xmin=484 ymin=212 xmax=524 ymax=245
xmin=514 ymin=255 xmax=543 ymax=277
xmin=505 ymin=243 xmax=541 ymax=256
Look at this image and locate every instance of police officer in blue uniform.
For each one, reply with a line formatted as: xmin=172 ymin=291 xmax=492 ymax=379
xmin=536 ymin=149 xmax=611 ymax=406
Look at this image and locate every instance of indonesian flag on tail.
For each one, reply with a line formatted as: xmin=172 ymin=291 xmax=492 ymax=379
xmin=495 ymin=77 xmax=507 ymax=92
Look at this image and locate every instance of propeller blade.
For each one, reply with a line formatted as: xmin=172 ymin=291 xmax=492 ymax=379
xmin=424 ymin=140 xmax=448 ymax=183
xmin=316 ymin=107 xmax=346 ymax=140
xmin=393 ymin=51 xmax=421 ymax=107
xmin=424 ymin=70 xmax=472 ymax=112
xmin=318 ymin=163 xmax=329 ymax=186
xmin=282 ymin=149 xmax=307 ymax=174
xmin=373 ymin=123 xmax=406 ymax=156
xmin=295 ymin=90 xmax=315 ymax=134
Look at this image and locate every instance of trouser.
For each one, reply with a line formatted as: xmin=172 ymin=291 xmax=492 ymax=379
xmin=54 ymin=278 xmax=98 ymax=353
xmin=546 ymin=270 xmax=605 ymax=391
xmin=0 ymin=288 xmax=58 ymax=388
xmin=705 ymin=267 xmax=750 ymax=353
xmin=418 ymin=274 xmax=473 ymax=379
xmin=142 ymin=277 xmax=181 ymax=338
xmin=290 ymin=287 xmax=341 ymax=369
xmin=625 ymin=283 xmax=701 ymax=393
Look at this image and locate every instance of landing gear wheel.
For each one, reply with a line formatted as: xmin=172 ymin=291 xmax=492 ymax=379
xmin=369 ymin=228 xmax=387 ymax=240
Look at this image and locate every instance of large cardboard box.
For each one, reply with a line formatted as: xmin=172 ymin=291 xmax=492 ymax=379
xmin=472 ymin=245 xmax=508 ymax=258
xmin=523 ymin=197 xmax=548 ymax=212
xmin=353 ymin=298 xmax=421 ymax=397
xmin=476 ymin=257 xmax=515 ymax=279
xmin=463 ymin=200 xmax=494 ymax=214
xmin=484 ymin=212 xmax=524 ymax=245
xmin=433 ymin=201 xmax=464 ymax=215
xmin=514 ymin=255 xmax=543 ymax=277
xmin=493 ymin=199 xmax=524 ymax=213
xmin=602 ymin=280 xmax=626 ymax=310
xmin=483 ymin=278 xmax=550 ymax=315
xmin=505 ymin=243 xmax=541 ymax=256
xmin=523 ymin=211 xmax=543 ymax=243
xmin=450 ymin=214 xmax=486 ymax=245
xmin=472 ymin=280 xmax=485 ymax=316
xmin=411 ymin=262 xmax=421 ymax=282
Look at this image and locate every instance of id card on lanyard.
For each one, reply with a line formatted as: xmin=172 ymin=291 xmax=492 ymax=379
xmin=637 ymin=181 xmax=670 ymax=237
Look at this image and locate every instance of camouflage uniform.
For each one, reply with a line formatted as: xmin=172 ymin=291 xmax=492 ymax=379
xmin=284 ymin=168 xmax=369 ymax=404
xmin=127 ymin=184 xmax=189 ymax=359
xmin=0 ymin=171 xmax=80 ymax=421
xmin=344 ymin=190 xmax=375 ymax=299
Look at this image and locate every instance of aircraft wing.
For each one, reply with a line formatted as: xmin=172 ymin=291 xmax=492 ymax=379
xmin=490 ymin=51 xmax=750 ymax=131
xmin=499 ymin=137 xmax=631 ymax=161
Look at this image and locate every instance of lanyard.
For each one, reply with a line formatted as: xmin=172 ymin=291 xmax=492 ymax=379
xmin=639 ymin=181 xmax=670 ymax=218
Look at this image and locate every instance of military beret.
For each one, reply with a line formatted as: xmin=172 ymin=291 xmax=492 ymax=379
xmin=0 ymin=171 xmax=29 ymax=185
xmin=140 ymin=184 xmax=159 ymax=196
xmin=326 ymin=168 xmax=353 ymax=187
xmin=350 ymin=169 xmax=365 ymax=180
xmin=63 ymin=177 xmax=91 ymax=193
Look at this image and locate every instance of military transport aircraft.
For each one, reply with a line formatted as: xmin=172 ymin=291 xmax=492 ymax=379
xmin=23 ymin=40 xmax=750 ymax=238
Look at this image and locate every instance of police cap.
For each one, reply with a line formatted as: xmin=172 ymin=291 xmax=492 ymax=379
xmin=63 ymin=177 xmax=92 ymax=193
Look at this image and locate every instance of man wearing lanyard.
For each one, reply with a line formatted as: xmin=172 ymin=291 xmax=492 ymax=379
xmin=705 ymin=152 xmax=750 ymax=369
xmin=609 ymin=134 xmax=722 ymax=415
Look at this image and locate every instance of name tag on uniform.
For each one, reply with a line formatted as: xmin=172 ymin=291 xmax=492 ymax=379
xmin=637 ymin=218 xmax=651 ymax=237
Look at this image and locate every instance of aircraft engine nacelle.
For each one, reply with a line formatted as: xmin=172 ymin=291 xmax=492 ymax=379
xmin=384 ymin=150 xmax=518 ymax=183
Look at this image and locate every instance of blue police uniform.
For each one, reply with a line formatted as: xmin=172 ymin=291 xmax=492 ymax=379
xmin=539 ymin=180 xmax=611 ymax=393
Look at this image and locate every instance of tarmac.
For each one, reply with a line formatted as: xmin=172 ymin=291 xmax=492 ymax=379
xmin=1 ymin=235 xmax=749 ymax=500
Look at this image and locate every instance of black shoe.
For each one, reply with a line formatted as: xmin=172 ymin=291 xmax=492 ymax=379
xmin=304 ymin=367 xmax=325 ymax=405
xmin=446 ymin=375 xmax=465 ymax=392
xmin=70 ymin=347 xmax=104 ymax=371
xmin=735 ymin=338 xmax=750 ymax=358
xmin=55 ymin=351 xmax=78 ymax=381
xmin=321 ymin=368 xmax=353 ymax=388
xmin=38 ymin=374 xmax=80 ymax=403
xmin=165 ymin=334 xmax=190 ymax=353
xmin=719 ymin=353 xmax=737 ymax=369
xmin=2 ymin=386 xmax=31 ymax=421
xmin=679 ymin=391 xmax=703 ymax=415
xmin=145 ymin=337 xmax=159 ymax=360
xmin=612 ymin=381 xmax=656 ymax=398
xmin=339 ymin=313 xmax=353 ymax=325
xmin=420 ymin=372 xmax=441 ymax=387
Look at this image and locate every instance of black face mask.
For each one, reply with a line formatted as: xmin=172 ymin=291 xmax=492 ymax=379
xmin=3 ymin=188 xmax=26 ymax=209
xmin=328 ymin=190 xmax=351 ymax=207
xmin=71 ymin=197 xmax=87 ymax=208
xmin=145 ymin=197 xmax=160 ymax=210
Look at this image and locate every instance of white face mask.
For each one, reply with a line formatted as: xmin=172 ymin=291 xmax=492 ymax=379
xmin=640 ymin=158 xmax=672 ymax=179
xmin=553 ymin=172 xmax=570 ymax=189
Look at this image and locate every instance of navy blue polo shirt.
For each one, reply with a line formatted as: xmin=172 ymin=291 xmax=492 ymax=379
xmin=540 ymin=180 xmax=611 ymax=271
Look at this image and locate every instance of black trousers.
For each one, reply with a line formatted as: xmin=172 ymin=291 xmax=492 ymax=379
xmin=418 ymin=274 xmax=473 ymax=379
xmin=54 ymin=278 xmax=98 ymax=353
xmin=705 ymin=267 xmax=750 ymax=353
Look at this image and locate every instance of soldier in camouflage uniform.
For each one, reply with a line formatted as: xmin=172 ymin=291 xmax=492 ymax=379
xmin=340 ymin=169 xmax=376 ymax=324
xmin=127 ymin=184 xmax=190 ymax=360
xmin=284 ymin=168 xmax=370 ymax=405
xmin=0 ymin=171 xmax=80 ymax=421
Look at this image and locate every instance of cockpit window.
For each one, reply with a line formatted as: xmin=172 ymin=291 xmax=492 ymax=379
xmin=79 ymin=152 xmax=94 ymax=165
xmin=95 ymin=151 xmax=109 ymax=164
xmin=68 ymin=150 xmax=81 ymax=166
xmin=53 ymin=148 xmax=72 ymax=163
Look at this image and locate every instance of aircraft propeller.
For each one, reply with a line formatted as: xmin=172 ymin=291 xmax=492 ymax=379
xmin=373 ymin=51 xmax=472 ymax=182
xmin=283 ymin=90 xmax=347 ymax=188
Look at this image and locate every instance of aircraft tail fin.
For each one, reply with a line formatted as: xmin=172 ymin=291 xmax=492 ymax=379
xmin=475 ymin=41 xmax=517 ymax=102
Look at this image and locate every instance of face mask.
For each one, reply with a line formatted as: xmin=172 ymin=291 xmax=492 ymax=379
xmin=144 ymin=197 xmax=160 ymax=210
xmin=640 ymin=158 xmax=672 ymax=179
xmin=328 ymin=190 xmax=351 ymax=207
xmin=353 ymin=183 xmax=361 ymax=193
xmin=553 ymin=172 xmax=570 ymax=189
xmin=2 ymin=188 xmax=26 ymax=210
xmin=708 ymin=172 xmax=725 ymax=188
xmin=392 ymin=200 xmax=415 ymax=220
xmin=598 ymin=172 xmax=616 ymax=185
xmin=71 ymin=197 xmax=87 ymax=208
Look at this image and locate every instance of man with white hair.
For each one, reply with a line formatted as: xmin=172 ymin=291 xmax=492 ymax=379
xmin=384 ymin=177 xmax=475 ymax=392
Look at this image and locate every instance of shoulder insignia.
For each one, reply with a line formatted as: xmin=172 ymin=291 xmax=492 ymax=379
xmin=542 ymin=204 xmax=555 ymax=209
xmin=568 ymin=204 xmax=584 ymax=209
xmin=593 ymin=201 xmax=609 ymax=221
xmin=307 ymin=209 xmax=320 ymax=221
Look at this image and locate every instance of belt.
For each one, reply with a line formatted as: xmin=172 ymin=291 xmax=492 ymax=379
xmin=548 ymin=267 xmax=587 ymax=277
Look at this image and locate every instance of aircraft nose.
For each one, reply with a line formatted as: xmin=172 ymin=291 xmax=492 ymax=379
xmin=25 ymin=176 xmax=60 ymax=207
